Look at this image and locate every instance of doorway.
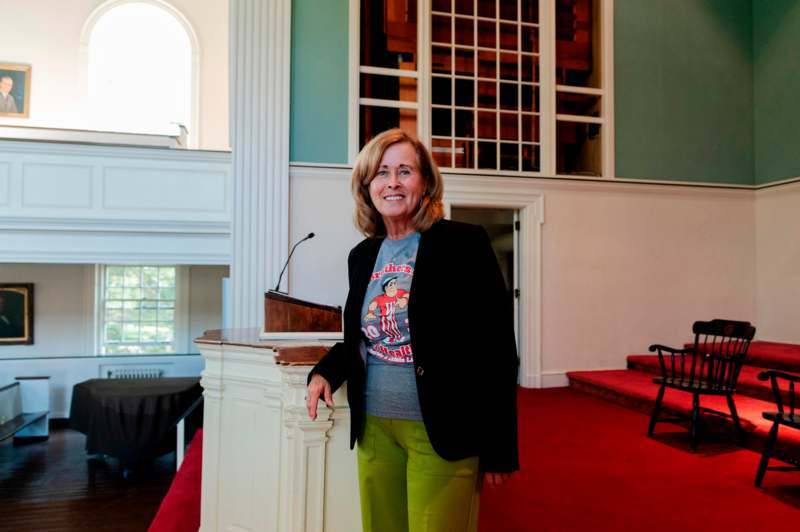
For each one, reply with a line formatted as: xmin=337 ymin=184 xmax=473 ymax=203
xmin=449 ymin=207 xmax=519 ymax=348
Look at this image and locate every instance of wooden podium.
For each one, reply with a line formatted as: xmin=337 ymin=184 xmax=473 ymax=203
xmin=196 ymin=293 xmax=360 ymax=532
xmin=259 ymin=290 xmax=343 ymax=341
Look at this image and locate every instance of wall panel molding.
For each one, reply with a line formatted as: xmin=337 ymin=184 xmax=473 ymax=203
xmin=0 ymin=140 xmax=232 ymax=264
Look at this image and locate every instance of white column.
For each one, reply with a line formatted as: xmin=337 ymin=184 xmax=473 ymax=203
xmin=229 ymin=0 xmax=292 ymax=329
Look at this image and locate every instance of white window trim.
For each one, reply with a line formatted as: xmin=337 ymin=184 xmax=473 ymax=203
xmin=93 ymin=264 xmax=190 ymax=356
xmin=348 ymin=0 xmax=615 ymax=178
xmin=78 ymin=0 xmax=202 ymax=148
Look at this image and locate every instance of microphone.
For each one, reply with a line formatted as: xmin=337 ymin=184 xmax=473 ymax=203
xmin=273 ymin=232 xmax=315 ymax=292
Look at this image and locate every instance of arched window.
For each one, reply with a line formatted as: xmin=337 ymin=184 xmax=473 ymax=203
xmin=86 ymin=1 xmax=195 ymax=140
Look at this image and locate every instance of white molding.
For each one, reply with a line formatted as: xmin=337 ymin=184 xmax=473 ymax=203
xmin=444 ymin=174 xmax=545 ymax=389
xmin=176 ymin=265 xmax=191 ymax=353
xmin=0 ymin=217 xmax=229 ymax=234
xmin=602 ymin=0 xmax=616 ymax=178
xmin=539 ymin=0 xmax=556 ymax=176
xmin=755 ymin=175 xmax=800 ymax=190
xmin=0 ymin=139 xmax=230 ymax=161
xmin=348 ymin=0 xmax=360 ymax=164
xmin=85 ymin=265 xmax=100 ymax=356
xmin=289 ymin=161 xmax=758 ymax=191
xmin=0 ymin=248 xmax=229 ymax=265
xmin=229 ymin=0 xmax=292 ymax=328
xmin=78 ymin=0 xmax=202 ymax=148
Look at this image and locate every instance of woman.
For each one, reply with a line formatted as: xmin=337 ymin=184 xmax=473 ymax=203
xmin=306 ymin=128 xmax=519 ymax=532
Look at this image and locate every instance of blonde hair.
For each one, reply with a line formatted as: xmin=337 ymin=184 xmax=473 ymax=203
xmin=351 ymin=129 xmax=445 ymax=238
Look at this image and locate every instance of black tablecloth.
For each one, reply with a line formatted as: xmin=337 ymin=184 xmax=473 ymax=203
xmin=69 ymin=377 xmax=202 ymax=462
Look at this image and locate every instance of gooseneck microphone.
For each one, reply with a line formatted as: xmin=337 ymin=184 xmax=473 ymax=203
xmin=273 ymin=232 xmax=315 ymax=292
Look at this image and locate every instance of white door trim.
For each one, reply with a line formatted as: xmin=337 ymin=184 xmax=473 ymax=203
xmin=443 ymin=173 xmax=544 ymax=388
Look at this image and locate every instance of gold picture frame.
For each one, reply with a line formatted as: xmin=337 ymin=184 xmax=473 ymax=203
xmin=0 ymin=63 xmax=31 ymax=118
xmin=0 ymin=283 xmax=34 ymax=345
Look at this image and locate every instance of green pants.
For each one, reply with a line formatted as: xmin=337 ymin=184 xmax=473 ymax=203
xmin=357 ymin=415 xmax=480 ymax=532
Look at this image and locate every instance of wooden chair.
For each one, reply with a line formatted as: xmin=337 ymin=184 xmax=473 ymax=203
xmin=647 ymin=319 xmax=756 ymax=451
xmin=754 ymin=370 xmax=800 ymax=487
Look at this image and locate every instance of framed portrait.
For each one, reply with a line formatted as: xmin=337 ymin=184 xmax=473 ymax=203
xmin=0 ymin=283 xmax=34 ymax=345
xmin=0 ymin=63 xmax=31 ymax=118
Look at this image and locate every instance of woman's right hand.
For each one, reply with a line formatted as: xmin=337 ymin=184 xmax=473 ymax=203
xmin=306 ymin=373 xmax=334 ymax=420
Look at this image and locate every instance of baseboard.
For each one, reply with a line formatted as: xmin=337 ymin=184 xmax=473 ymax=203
xmin=541 ymin=372 xmax=569 ymax=388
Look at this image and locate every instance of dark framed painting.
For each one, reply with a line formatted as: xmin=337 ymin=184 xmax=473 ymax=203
xmin=0 ymin=63 xmax=31 ymax=118
xmin=0 ymin=283 xmax=34 ymax=345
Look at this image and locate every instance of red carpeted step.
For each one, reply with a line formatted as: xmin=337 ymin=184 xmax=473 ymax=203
xmin=746 ymin=341 xmax=800 ymax=372
xmin=626 ymin=354 xmax=798 ymax=403
xmin=567 ymin=369 xmax=800 ymax=463
xmin=680 ymin=340 xmax=800 ymax=372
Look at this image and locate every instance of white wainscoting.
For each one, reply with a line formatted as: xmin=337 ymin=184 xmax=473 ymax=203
xmin=0 ymin=140 xmax=232 ymax=264
xmin=0 ymin=354 xmax=204 ymax=419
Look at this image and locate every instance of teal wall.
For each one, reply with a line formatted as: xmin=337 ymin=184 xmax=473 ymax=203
xmin=615 ymin=0 xmax=754 ymax=184
xmin=289 ymin=1 xmax=798 ymax=185
xmin=290 ymin=0 xmax=349 ymax=163
xmin=753 ymin=0 xmax=800 ymax=184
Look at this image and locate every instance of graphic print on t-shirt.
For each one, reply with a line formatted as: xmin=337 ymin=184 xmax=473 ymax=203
xmin=361 ymin=234 xmax=419 ymax=364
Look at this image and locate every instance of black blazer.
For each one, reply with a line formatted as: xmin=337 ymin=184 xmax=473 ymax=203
xmin=310 ymin=219 xmax=519 ymax=473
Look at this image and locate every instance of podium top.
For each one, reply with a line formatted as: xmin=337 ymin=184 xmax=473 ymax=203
xmin=195 ymin=328 xmax=335 ymax=366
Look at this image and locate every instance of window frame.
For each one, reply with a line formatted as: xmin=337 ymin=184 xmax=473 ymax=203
xmin=93 ymin=264 xmax=190 ymax=356
xmin=78 ymin=0 xmax=201 ymax=148
xmin=348 ymin=0 xmax=615 ymax=178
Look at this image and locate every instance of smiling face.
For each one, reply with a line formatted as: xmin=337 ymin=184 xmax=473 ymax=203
xmin=368 ymin=142 xmax=426 ymax=237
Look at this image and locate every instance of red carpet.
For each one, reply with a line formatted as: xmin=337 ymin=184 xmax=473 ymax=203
xmin=150 ymin=386 xmax=799 ymax=531
xmin=148 ymin=429 xmax=202 ymax=532
xmin=479 ymin=388 xmax=800 ymax=531
xmin=568 ymin=340 xmax=800 ymax=462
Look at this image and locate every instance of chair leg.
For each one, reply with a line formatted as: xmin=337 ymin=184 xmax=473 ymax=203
xmin=648 ymin=385 xmax=665 ymax=437
xmin=690 ymin=393 xmax=700 ymax=451
xmin=755 ymin=422 xmax=779 ymax=487
xmin=726 ymin=394 xmax=745 ymax=445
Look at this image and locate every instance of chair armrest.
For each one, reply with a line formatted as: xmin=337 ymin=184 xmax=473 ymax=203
xmin=757 ymin=370 xmax=800 ymax=383
xmin=648 ymin=344 xmax=690 ymax=354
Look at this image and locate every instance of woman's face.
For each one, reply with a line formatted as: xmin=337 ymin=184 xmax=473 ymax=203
xmin=369 ymin=142 xmax=426 ymax=228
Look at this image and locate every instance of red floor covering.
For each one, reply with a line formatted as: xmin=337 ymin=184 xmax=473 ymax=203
xmin=151 ymin=388 xmax=800 ymax=531
xmin=478 ymin=388 xmax=800 ymax=532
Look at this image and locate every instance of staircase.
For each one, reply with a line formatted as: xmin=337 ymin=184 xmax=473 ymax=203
xmin=567 ymin=341 xmax=800 ymax=463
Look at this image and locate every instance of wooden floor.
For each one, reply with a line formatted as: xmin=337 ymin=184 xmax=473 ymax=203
xmin=0 ymin=424 xmax=174 ymax=531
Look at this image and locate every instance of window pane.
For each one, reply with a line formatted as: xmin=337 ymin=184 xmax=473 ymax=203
xmin=478 ymin=141 xmax=497 ymax=169
xmin=522 ymin=144 xmax=541 ymax=171
xmin=142 ymin=267 xmax=159 ymax=287
xmin=360 ymin=106 xmax=417 ymax=148
xmin=556 ymin=92 xmax=600 ymax=116
xmin=361 ymin=73 xmax=417 ymax=103
xmin=454 ymin=0 xmax=473 ymax=16
xmin=432 ymin=76 xmax=451 ymax=105
xmin=477 ymin=81 xmax=496 ymax=108
xmin=106 ymin=323 xmax=122 ymax=342
xmin=454 ymin=48 xmax=475 ymax=77
xmin=521 ymin=0 xmax=539 ymax=24
xmin=500 ymin=143 xmax=518 ymax=170
xmin=123 ymin=323 xmax=140 ymax=342
xmin=141 ymin=308 xmax=157 ymax=321
xmin=432 ymin=47 xmax=452 ymax=74
xmin=432 ymin=15 xmax=451 ymax=44
xmin=454 ymin=78 xmax=474 ymax=107
xmin=433 ymin=0 xmax=451 ymax=12
xmin=499 ymin=1 xmax=518 ymax=21
xmin=141 ymin=323 xmax=158 ymax=342
xmin=455 ymin=110 xmax=474 ymax=138
xmin=453 ymin=139 xmax=474 ymax=168
xmin=556 ymin=0 xmax=600 ymax=88
xmin=477 ymin=0 xmax=495 ymax=18
xmin=454 ymin=17 xmax=474 ymax=47
xmin=431 ymin=138 xmax=452 ymax=168
xmin=556 ymin=121 xmax=602 ymax=176
xmin=361 ymin=0 xmax=418 ymax=70
xmin=158 ymin=268 xmax=175 ymax=287
xmin=432 ymin=108 xmax=452 ymax=136
xmin=477 ymin=111 xmax=497 ymax=139
xmin=124 ymin=267 xmax=141 ymax=287
xmin=500 ymin=113 xmax=518 ymax=141
xmin=107 ymin=267 xmax=125 ymax=287
xmin=478 ymin=20 xmax=495 ymax=49
xmin=521 ymin=114 xmax=540 ymax=142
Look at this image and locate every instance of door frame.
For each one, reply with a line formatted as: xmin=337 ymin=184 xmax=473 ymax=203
xmin=443 ymin=175 xmax=544 ymax=388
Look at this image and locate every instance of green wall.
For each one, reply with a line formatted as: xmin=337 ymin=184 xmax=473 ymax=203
xmin=615 ymin=0 xmax=754 ymax=184
xmin=290 ymin=0 xmax=349 ymax=163
xmin=753 ymin=0 xmax=800 ymax=184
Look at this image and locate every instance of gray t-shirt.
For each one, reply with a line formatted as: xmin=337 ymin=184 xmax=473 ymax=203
xmin=361 ymin=231 xmax=422 ymax=420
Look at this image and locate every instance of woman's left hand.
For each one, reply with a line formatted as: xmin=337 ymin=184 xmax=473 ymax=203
xmin=483 ymin=472 xmax=512 ymax=487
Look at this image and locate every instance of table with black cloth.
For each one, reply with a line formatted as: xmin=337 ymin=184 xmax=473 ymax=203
xmin=69 ymin=377 xmax=202 ymax=464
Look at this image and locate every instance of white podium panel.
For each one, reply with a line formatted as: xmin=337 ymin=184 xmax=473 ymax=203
xmin=196 ymin=333 xmax=361 ymax=532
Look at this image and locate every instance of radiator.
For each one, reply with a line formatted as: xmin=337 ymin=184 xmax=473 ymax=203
xmin=102 ymin=366 xmax=167 ymax=379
